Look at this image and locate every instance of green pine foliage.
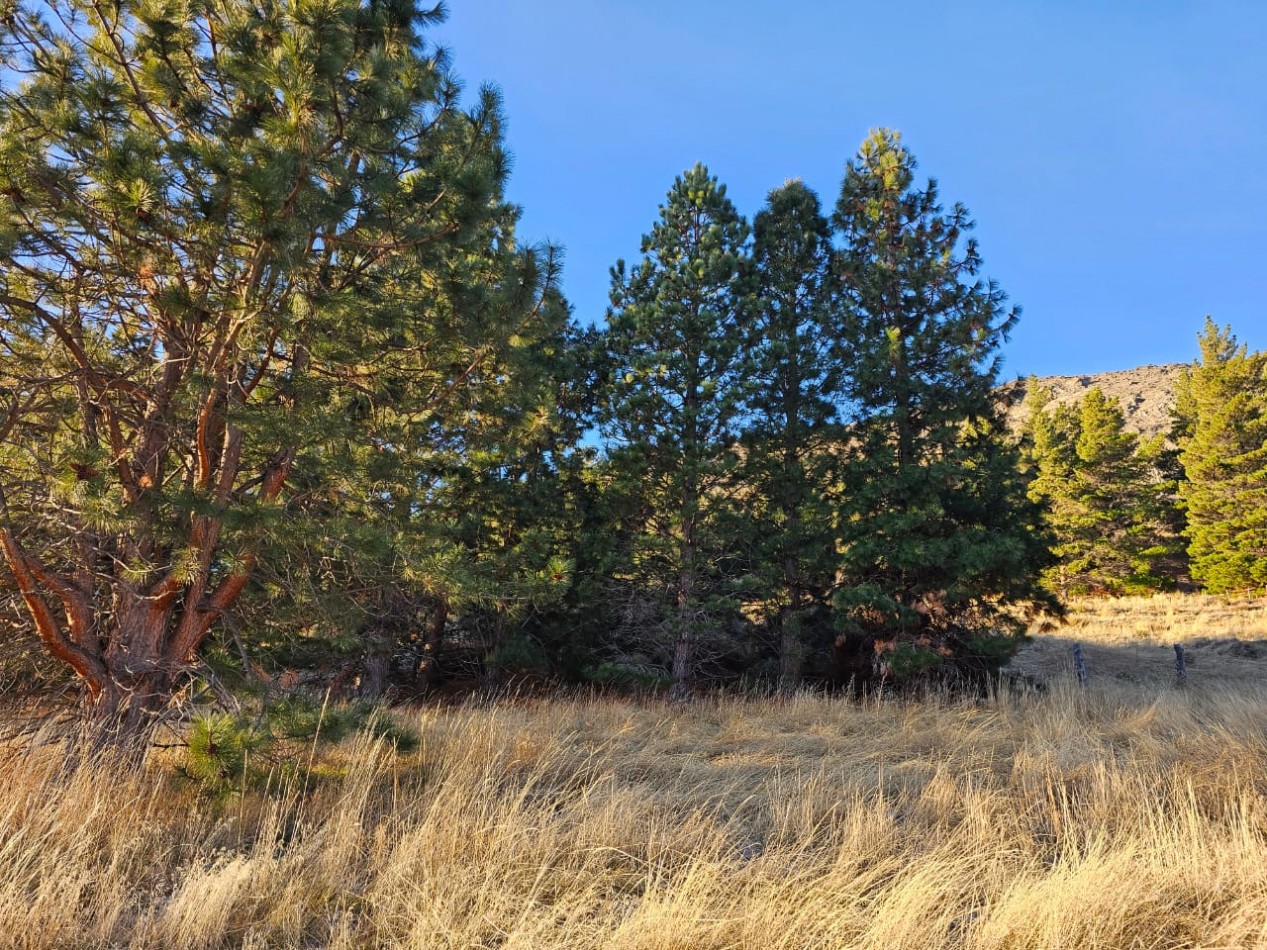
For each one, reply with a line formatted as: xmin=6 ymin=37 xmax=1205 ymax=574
xmin=829 ymin=130 xmax=1055 ymax=675
xmin=0 ymin=0 xmax=575 ymax=736
xmin=185 ymin=713 xmax=263 ymax=789
xmin=239 ymin=274 xmax=588 ymax=695
xmin=1173 ymin=319 xmax=1267 ymax=592
xmin=740 ymin=180 xmax=842 ymax=688
xmin=185 ymin=698 xmax=417 ymax=793
xmin=1026 ymin=384 xmax=1183 ymax=595
xmin=601 ymin=164 xmax=756 ymax=698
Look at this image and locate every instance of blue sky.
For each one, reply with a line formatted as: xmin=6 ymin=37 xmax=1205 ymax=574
xmin=436 ymin=1 xmax=1266 ymax=379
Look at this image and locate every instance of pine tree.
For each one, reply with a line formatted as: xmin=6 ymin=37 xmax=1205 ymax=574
xmin=0 ymin=0 xmax=558 ymax=742
xmin=1173 ymin=319 xmax=1267 ymax=592
xmin=1020 ymin=379 xmax=1080 ymax=480
xmin=418 ymin=292 xmax=589 ymax=686
xmin=741 ymin=180 xmax=842 ymax=689
xmin=1027 ymin=386 xmax=1181 ymax=595
xmin=332 ymin=273 xmax=582 ymax=696
xmin=601 ymin=164 xmax=755 ymax=699
xmin=830 ymin=130 xmax=1054 ymax=680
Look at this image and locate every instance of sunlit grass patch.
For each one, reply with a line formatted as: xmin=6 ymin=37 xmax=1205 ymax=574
xmin=1 ymin=595 xmax=1266 ymax=948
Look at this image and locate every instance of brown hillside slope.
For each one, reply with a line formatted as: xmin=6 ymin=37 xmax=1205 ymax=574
xmin=1002 ymin=362 xmax=1186 ymax=440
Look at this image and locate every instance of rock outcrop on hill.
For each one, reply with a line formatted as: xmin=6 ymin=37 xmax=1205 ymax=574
xmin=1001 ymin=363 xmax=1187 ymax=441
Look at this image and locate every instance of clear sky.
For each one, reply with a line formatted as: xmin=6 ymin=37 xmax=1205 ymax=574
xmin=435 ymin=1 xmax=1266 ymax=379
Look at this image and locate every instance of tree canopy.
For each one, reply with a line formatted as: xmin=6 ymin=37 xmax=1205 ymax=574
xmin=828 ymin=130 xmax=1055 ymax=676
xmin=0 ymin=0 xmax=568 ymax=740
xmin=1024 ymin=384 xmax=1182 ymax=595
xmin=601 ymin=164 xmax=754 ymax=699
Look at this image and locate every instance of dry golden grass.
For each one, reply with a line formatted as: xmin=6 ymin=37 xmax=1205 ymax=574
xmin=1013 ymin=591 xmax=1267 ymax=689
xmin=2 ymin=594 xmax=1267 ymax=949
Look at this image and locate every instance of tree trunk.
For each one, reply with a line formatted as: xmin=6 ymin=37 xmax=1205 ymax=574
xmin=415 ymin=598 xmax=448 ymax=692
xmin=778 ymin=555 xmax=803 ymax=692
xmin=778 ymin=451 xmax=804 ymax=692
xmin=86 ymin=666 xmax=176 ymax=756
xmin=1 ymin=526 xmax=260 ymax=754
xmin=670 ymin=504 xmax=697 ymax=703
xmin=1 ymin=437 xmax=293 ymax=754
xmin=669 ymin=619 xmax=694 ymax=702
xmin=358 ymin=651 xmax=390 ymax=700
xmin=79 ymin=596 xmax=187 ymax=753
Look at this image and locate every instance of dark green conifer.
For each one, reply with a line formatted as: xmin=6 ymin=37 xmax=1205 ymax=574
xmin=741 ymin=180 xmax=842 ymax=689
xmin=1027 ymin=386 xmax=1180 ymax=595
xmin=601 ymin=164 xmax=755 ymax=699
xmin=830 ymin=130 xmax=1054 ymax=678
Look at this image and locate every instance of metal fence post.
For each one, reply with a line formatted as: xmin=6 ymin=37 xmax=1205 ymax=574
xmin=1073 ymin=643 xmax=1087 ymax=687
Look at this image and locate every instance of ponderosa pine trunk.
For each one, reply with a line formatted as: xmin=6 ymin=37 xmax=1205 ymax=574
xmin=670 ymin=483 xmax=698 ymax=703
xmin=4 ymin=541 xmax=242 ymax=750
xmin=0 ymin=450 xmax=292 ymax=750
xmin=415 ymin=598 xmax=448 ymax=692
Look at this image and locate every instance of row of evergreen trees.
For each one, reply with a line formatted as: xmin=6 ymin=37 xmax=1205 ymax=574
xmin=1 ymin=0 xmax=1263 ymax=741
xmin=1022 ymin=319 xmax=1267 ymax=597
xmin=593 ymin=138 xmax=1053 ymax=697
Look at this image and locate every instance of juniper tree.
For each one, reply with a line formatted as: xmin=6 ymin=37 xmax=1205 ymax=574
xmin=601 ymin=164 xmax=754 ymax=699
xmin=0 ymin=0 xmax=561 ymax=742
xmin=1173 ymin=319 xmax=1267 ymax=592
xmin=830 ymin=130 xmax=1053 ymax=678
xmin=741 ymin=180 xmax=843 ymax=688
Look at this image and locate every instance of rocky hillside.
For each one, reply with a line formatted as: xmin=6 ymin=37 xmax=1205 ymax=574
xmin=1002 ymin=363 xmax=1187 ymax=441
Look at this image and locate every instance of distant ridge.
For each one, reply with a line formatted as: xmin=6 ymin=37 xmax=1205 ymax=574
xmin=1001 ymin=363 xmax=1187 ymax=441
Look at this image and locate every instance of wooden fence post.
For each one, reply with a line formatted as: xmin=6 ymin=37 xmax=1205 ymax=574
xmin=1174 ymin=644 xmax=1188 ymax=686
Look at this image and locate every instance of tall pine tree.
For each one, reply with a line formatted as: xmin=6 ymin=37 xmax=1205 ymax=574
xmin=0 ymin=0 xmax=558 ymax=741
xmin=1173 ymin=319 xmax=1267 ymax=592
xmin=601 ymin=164 xmax=754 ymax=699
xmin=741 ymin=180 xmax=843 ymax=689
xmin=830 ymin=130 xmax=1053 ymax=680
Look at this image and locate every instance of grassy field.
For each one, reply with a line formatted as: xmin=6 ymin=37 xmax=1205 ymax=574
xmin=3 ymin=594 xmax=1267 ymax=949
